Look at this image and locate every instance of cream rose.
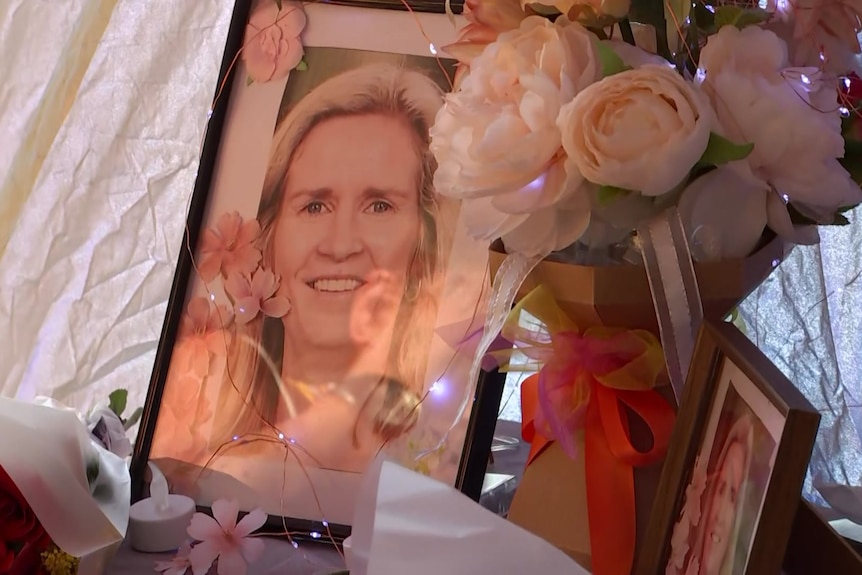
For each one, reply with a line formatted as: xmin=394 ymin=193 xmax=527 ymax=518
xmin=431 ymin=16 xmax=599 ymax=255
xmin=698 ymin=26 xmax=862 ymax=221
xmin=558 ymin=65 xmax=712 ymax=196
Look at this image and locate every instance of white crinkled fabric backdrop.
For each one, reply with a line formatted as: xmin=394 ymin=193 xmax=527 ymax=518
xmin=1 ymin=0 xmax=862 ymax=522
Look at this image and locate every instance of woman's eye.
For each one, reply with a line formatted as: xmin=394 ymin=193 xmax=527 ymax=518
xmin=302 ymin=201 xmax=327 ymax=215
xmin=369 ymin=200 xmax=392 ymax=214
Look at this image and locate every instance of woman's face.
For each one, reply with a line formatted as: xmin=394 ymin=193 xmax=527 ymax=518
xmin=701 ymin=440 xmax=746 ymax=574
xmin=273 ymin=113 xmax=422 ymax=354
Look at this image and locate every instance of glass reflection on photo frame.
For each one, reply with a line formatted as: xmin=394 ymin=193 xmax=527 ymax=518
xmin=137 ymin=2 xmax=492 ymax=534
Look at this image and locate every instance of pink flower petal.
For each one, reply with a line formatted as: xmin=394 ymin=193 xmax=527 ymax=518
xmin=216 ymin=548 xmax=247 ymax=575
xmin=188 ymin=539 xmax=221 ymax=575
xmin=239 ymin=536 xmax=265 ymax=564
xmin=237 ymin=219 xmax=261 ymax=246
xmin=245 ymin=46 xmax=277 ymax=83
xmin=216 ymin=212 xmax=242 ymax=242
xmin=186 ymin=297 xmax=211 ymax=331
xmin=250 ymin=269 xmax=277 ymax=299
xmin=277 ymin=3 xmax=308 ymax=38
xmin=197 ymin=253 xmax=224 ymax=283
xmin=230 ymin=245 xmax=263 ymax=276
xmin=272 ymin=37 xmax=303 ymax=81
xmin=199 ymin=228 xmax=224 ymax=254
xmin=187 ymin=512 xmax=222 ymax=542
xmin=261 ymin=296 xmax=290 ymax=318
xmin=235 ymin=297 xmax=261 ymax=324
xmin=234 ymin=508 xmax=267 ymax=539
xmin=224 ymin=272 xmax=252 ymax=300
xmin=212 ymin=499 xmax=240 ymax=531
xmin=206 ymin=304 xmax=234 ymax=332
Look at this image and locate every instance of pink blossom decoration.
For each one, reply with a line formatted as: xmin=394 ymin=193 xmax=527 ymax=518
xmin=197 ymin=212 xmax=262 ymax=283
xmin=243 ymin=0 xmax=307 ymax=84
xmin=224 ymin=268 xmax=291 ymax=325
xmin=154 ymin=540 xmax=193 ymax=575
xmin=666 ymin=457 xmax=707 ymax=574
xmin=187 ymin=499 xmax=267 ymax=575
xmin=175 ymin=296 xmax=234 ymax=377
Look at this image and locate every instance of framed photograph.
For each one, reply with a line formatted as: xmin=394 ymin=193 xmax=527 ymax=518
xmin=639 ymin=320 xmax=821 ymax=575
xmin=131 ymin=0 xmax=500 ymax=541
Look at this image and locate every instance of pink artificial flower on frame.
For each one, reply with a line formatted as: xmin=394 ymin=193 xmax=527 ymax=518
xmin=197 ymin=212 xmax=262 ymax=283
xmin=243 ymin=0 xmax=307 ymax=84
xmin=224 ymin=268 xmax=291 ymax=325
xmin=154 ymin=540 xmax=193 ymax=575
xmin=187 ymin=500 xmax=267 ymax=575
xmin=175 ymin=296 xmax=234 ymax=377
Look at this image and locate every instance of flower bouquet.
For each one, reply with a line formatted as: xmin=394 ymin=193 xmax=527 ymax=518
xmin=428 ymin=0 xmax=862 ymax=572
xmin=0 ymin=398 xmax=129 ymax=575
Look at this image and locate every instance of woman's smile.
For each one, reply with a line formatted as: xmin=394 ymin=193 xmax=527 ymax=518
xmin=306 ymin=275 xmax=367 ymax=294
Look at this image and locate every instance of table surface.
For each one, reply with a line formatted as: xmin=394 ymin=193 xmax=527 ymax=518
xmin=109 ymin=538 xmax=345 ymax=574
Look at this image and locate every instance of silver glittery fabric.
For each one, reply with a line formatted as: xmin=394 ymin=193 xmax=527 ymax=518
xmin=740 ymin=207 xmax=862 ymax=519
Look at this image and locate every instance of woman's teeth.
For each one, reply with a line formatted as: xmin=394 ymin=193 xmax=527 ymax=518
xmin=311 ymin=279 xmax=363 ymax=293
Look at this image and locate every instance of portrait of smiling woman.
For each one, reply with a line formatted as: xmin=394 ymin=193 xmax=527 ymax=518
xmin=208 ymin=56 xmax=459 ymax=473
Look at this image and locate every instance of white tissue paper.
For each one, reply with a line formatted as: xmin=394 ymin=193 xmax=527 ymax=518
xmin=0 ymin=397 xmax=130 ymax=575
xmin=345 ymin=459 xmax=591 ymax=575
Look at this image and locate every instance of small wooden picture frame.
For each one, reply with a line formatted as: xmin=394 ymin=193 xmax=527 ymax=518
xmin=639 ymin=319 xmax=821 ymax=575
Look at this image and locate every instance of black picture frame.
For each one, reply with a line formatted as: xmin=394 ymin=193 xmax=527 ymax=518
xmin=639 ymin=320 xmax=821 ymax=575
xmin=131 ymin=0 xmax=500 ymax=545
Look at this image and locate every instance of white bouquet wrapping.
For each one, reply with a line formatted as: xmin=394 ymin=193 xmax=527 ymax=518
xmin=345 ymin=459 xmax=590 ymax=575
xmin=0 ymin=397 xmax=130 ymax=575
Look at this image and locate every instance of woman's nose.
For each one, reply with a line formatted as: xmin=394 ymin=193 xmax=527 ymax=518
xmin=317 ymin=210 xmax=363 ymax=261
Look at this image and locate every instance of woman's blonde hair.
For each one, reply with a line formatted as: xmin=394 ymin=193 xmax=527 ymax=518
xmin=212 ymin=63 xmax=456 ymax=444
xmin=689 ymin=414 xmax=755 ymax=575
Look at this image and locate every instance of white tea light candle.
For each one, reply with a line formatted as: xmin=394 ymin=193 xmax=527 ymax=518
xmin=128 ymin=463 xmax=195 ymax=552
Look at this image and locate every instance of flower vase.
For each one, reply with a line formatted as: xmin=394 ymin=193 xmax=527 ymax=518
xmin=487 ymin=235 xmax=786 ymax=572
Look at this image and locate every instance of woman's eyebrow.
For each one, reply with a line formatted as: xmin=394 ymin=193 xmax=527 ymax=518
xmin=288 ymin=188 xmax=333 ymax=201
xmin=363 ymin=187 xmax=411 ymax=200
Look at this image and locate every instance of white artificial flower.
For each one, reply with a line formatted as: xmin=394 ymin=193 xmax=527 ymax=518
xmin=763 ymin=0 xmax=862 ymax=74
xmin=558 ymin=65 xmax=713 ymax=196
xmin=697 ymin=25 xmax=862 ymax=239
xmin=430 ymin=16 xmax=600 ymax=256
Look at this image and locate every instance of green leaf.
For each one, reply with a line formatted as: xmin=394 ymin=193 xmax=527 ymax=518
xmin=596 ymin=43 xmax=633 ymax=78
xmin=124 ymin=407 xmax=143 ymax=430
xmin=597 ymin=185 xmax=631 ymax=204
xmin=714 ymin=5 xmax=770 ymax=30
xmin=295 ymin=58 xmax=308 ymax=72
xmin=108 ymin=389 xmax=128 ymax=418
xmin=698 ymin=132 xmax=754 ymax=166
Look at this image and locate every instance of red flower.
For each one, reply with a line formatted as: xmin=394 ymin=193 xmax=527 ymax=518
xmin=0 ymin=466 xmax=48 ymax=550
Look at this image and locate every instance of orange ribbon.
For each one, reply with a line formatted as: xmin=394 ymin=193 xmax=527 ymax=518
xmin=495 ymin=286 xmax=676 ymax=575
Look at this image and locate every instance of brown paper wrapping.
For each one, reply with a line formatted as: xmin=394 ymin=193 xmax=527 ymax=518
xmin=490 ymin=236 xmax=785 ymax=571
